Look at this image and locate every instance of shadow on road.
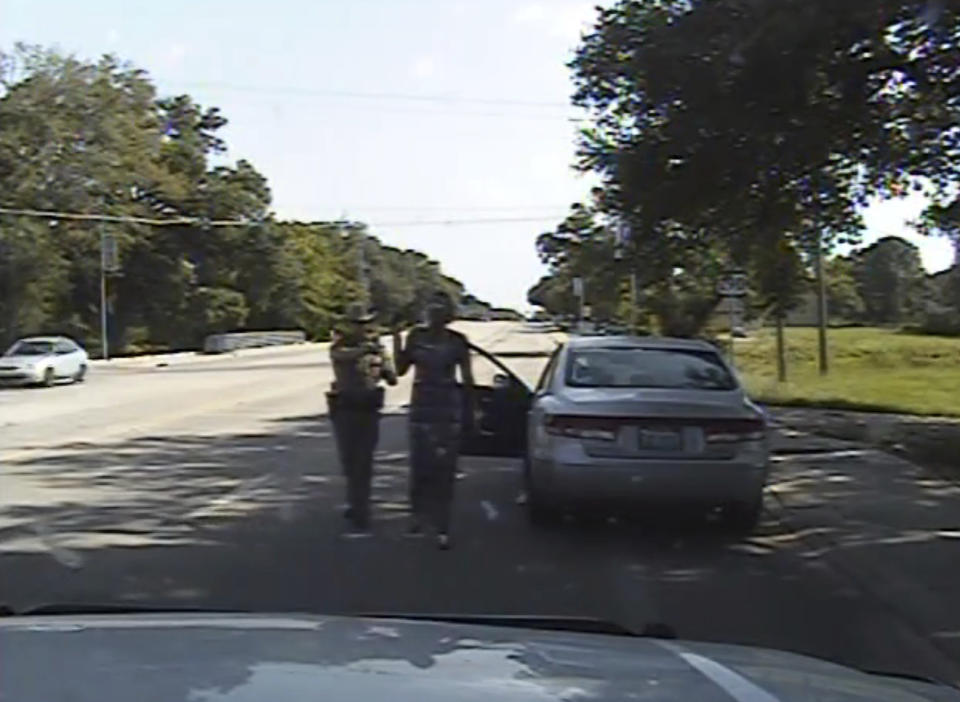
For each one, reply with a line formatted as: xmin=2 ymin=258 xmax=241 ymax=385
xmin=2 ymin=411 xmax=785 ymax=601
xmin=3 ymin=411 xmax=955 ymax=681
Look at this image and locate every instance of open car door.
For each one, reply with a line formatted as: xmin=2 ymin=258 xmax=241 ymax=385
xmin=459 ymin=342 xmax=533 ymax=458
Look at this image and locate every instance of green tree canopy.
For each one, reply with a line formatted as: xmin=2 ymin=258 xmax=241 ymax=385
xmin=559 ymin=0 xmax=960 ymax=336
xmin=0 ymin=45 xmax=481 ymax=352
xmin=824 ymin=256 xmax=867 ymax=323
xmin=852 ymin=236 xmax=928 ymax=324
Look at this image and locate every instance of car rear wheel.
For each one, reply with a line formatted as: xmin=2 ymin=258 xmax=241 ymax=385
xmin=725 ymin=496 xmax=763 ymax=534
xmin=41 ymin=367 xmax=55 ymax=388
xmin=73 ymin=364 xmax=87 ymax=383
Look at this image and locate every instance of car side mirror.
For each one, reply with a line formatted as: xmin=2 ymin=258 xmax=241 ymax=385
xmin=493 ymin=373 xmax=511 ymax=390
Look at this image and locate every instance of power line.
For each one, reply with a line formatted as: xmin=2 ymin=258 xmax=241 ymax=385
xmin=161 ymin=80 xmax=586 ymax=122
xmin=0 ymin=207 xmax=565 ymax=229
xmin=336 ymin=204 xmax=571 ymax=213
xmin=167 ymin=80 xmax=571 ymax=109
xmin=368 ymin=215 xmax=563 ymax=227
xmin=0 ymin=207 xmax=247 ymax=227
xmin=227 ymin=99 xmax=582 ymax=122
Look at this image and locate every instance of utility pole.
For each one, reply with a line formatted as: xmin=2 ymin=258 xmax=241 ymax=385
xmin=718 ymin=270 xmax=748 ymax=367
xmin=572 ymin=277 xmax=585 ymax=330
xmin=99 ymin=225 xmax=109 ymax=361
xmin=815 ymin=230 xmax=829 ymax=375
xmin=776 ymin=313 xmax=787 ymax=382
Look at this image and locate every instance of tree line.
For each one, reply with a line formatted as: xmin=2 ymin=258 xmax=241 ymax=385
xmin=0 ymin=45 xmax=495 ymax=355
xmin=532 ymin=231 xmax=960 ymax=333
xmin=529 ymin=0 xmax=960 ymax=341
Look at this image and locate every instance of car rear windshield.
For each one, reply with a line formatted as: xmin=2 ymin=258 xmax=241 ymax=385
xmin=6 ymin=341 xmax=54 ymax=356
xmin=565 ymin=347 xmax=737 ymax=391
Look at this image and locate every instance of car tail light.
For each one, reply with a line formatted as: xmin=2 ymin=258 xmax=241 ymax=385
xmin=704 ymin=418 xmax=766 ymax=444
xmin=544 ymin=415 xmax=618 ymax=441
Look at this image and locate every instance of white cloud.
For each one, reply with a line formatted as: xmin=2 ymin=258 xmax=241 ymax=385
xmin=410 ymin=55 xmax=438 ymax=80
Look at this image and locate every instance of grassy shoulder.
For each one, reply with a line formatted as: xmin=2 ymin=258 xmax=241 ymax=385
xmin=733 ymin=327 xmax=960 ymax=417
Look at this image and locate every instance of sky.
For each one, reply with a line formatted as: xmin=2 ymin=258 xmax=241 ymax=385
xmin=1 ymin=0 xmax=955 ymax=308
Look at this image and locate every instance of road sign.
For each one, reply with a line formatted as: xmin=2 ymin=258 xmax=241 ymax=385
xmin=717 ymin=271 xmax=748 ymax=297
xmin=102 ymin=233 xmax=120 ymax=273
xmin=572 ymin=277 xmax=584 ymax=298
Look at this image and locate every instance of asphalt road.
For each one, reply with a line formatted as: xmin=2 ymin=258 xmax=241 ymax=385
xmin=0 ymin=322 xmax=954 ymax=682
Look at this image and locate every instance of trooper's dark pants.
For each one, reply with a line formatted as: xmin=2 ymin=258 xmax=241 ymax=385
xmin=330 ymin=406 xmax=380 ymax=527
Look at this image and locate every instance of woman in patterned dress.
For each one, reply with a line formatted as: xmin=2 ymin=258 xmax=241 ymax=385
xmin=392 ymin=291 xmax=475 ymax=550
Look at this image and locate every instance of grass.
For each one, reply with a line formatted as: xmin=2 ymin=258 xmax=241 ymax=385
xmin=732 ymin=327 xmax=960 ymax=417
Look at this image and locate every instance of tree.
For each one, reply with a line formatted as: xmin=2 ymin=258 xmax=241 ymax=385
xmin=534 ymin=202 xmax=625 ymax=322
xmin=0 ymin=46 xmax=185 ymax=349
xmin=0 ymin=219 xmax=69 ymax=345
xmin=527 ymin=273 xmax=579 ymax=318
xmin=566 ymin=1 xmax=960 ymax=336
xmin=754 ymin=240 xmax=809 ymax=381
xmin=824 ymin=256 xmax=866 ymax=323
xmin=0 ymin=45 xmax=482 ymax=352
xmin=852 ymin=236 xmax=927 ymax=324
xmin=919 ymin=195 xmax=960 ymax=312
xmin=534 ymin=199 xmax=740 ymax=335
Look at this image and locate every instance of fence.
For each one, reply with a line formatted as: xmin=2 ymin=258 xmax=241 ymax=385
xmin=202 ymin=330 xmax=307 ymax=354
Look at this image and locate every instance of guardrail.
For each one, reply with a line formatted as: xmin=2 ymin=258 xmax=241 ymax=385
xmin=202 ymin=330 xmax=307 ymax=354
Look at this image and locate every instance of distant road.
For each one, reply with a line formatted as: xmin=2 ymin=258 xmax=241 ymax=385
xmin=0 ymin=321 xmax=547 ymax=456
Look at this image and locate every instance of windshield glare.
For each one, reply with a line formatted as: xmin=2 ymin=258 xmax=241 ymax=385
xmin=566 ymin=348 xmax=737 ymax=391
xmin=6 ymin=341 xmax=54 ymax=356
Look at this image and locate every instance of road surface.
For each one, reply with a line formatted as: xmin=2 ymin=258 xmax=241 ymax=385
xmin=1 ymin=322 xmax=957 ymax=684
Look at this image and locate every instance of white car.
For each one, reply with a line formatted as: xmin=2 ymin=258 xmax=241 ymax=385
xmin=523 ymin=336 xmax=769 ymax=530
xmin=0 ymin=336 xmax=89 ymax=387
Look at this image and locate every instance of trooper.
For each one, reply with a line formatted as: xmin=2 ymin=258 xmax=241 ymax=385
xmin=327 ymin=302 xmax=397 ymax=535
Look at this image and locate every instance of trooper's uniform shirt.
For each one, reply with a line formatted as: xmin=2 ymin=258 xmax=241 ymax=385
xmin=330 ymin=332 xmax=393 ymax=401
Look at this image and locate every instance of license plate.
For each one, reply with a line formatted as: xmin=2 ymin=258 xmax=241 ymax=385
xmin=639 ymin=429 xmax=682 ymax=451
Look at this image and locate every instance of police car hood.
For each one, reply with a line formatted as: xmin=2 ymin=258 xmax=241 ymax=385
xmin=2 ymin=613 xmax=957 ymax=701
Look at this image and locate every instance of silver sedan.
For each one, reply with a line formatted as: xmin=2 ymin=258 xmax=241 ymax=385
xmin=0 ymin=336 xmax=89 ymax=387
xmin=524 ymin=336 xmax=769 ymax=530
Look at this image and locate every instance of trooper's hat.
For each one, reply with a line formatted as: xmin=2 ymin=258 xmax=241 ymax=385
xmin=344 ymin=302 xmax=375 ymax=323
